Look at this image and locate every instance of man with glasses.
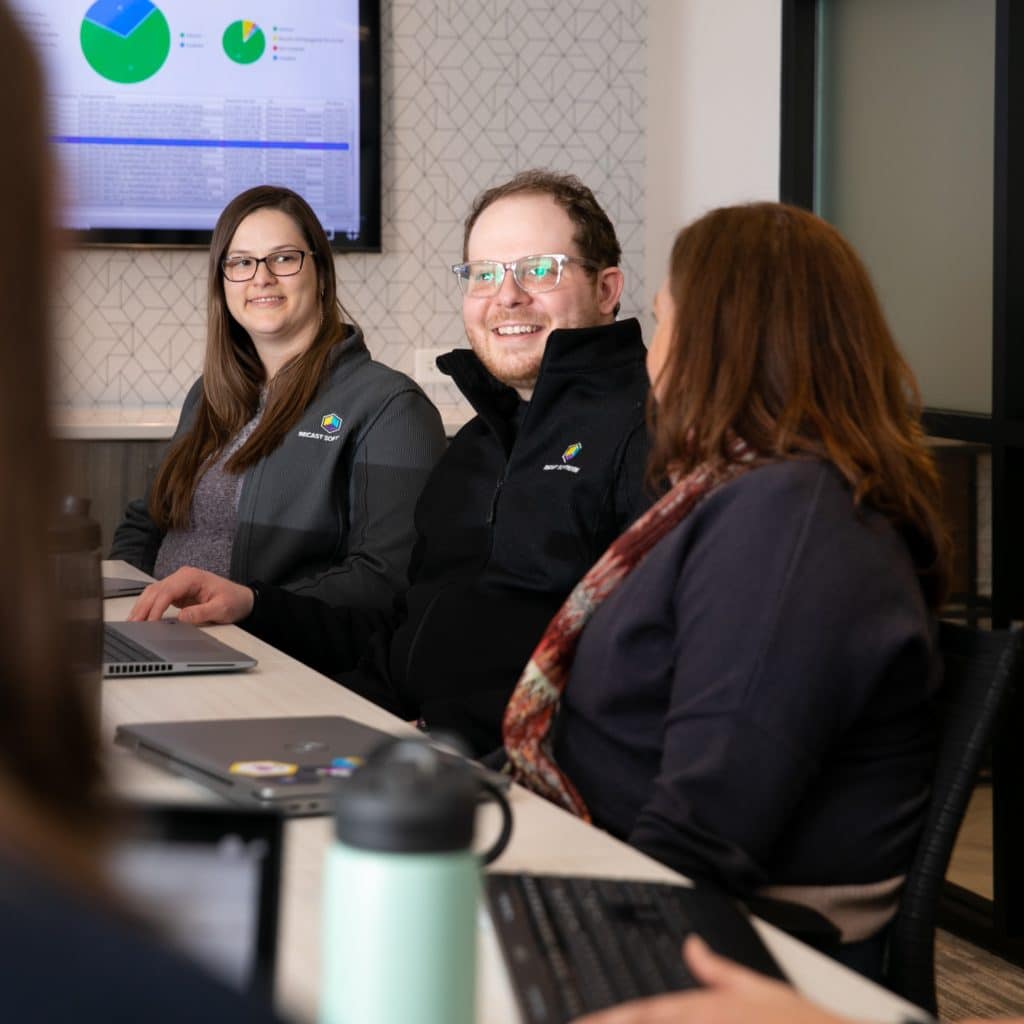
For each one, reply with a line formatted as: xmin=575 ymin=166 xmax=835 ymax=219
xmin=132 ymin=170 xmax=650 ymax=755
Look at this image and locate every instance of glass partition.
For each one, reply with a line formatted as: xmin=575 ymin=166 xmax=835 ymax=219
xmin=816 ymin=0 xmax=996 ymax=414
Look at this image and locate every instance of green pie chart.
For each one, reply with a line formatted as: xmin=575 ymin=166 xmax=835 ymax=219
xmin=80 ymin=0 xmax=171 ymax=85
xmin=223 ymin=19 xmax=266 ymax=64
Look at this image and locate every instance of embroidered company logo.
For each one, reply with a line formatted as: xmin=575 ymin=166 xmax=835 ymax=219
xmin=298 ymin=412 xmax=344 ymax=443
xmin=543 ymin=441 xmax=583 ymax=474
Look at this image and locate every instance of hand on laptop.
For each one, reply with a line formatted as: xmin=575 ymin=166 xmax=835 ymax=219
xmin=127 ymin=567 xmax=254 ymax=625
xmin=572 ymin=935 xmax=853 ymax=1024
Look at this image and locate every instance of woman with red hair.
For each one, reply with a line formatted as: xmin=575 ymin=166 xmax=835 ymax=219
xmin=505 ymin=202 xmax=950 ymax=978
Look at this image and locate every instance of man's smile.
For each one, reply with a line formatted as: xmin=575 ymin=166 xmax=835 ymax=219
xmin=492 ymin=323 xmax=543 ymax=336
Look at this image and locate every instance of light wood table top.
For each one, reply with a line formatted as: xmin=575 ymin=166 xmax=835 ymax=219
xmin=102 ymin=562 xmax=929 ymax=1024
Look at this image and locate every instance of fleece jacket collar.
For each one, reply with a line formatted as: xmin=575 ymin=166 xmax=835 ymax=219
xmin=435 ymin=318 xmax=645 ymax=450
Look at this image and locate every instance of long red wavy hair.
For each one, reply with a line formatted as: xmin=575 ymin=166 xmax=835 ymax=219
xmin=647 ymin=202 xmax=950 ymax=607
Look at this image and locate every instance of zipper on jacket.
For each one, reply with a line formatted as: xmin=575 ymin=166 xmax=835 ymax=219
xmin=486 ymin=400 xmax=527 ymax=527
xmin=487 ymin=478 xmax=503 ymax=525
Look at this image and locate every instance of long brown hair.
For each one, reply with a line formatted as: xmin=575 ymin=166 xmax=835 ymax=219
xmin=150 ymin=185 xmax=358 ymax=529
xmin=648 ymin=202 xmax=950 ymax=606
xmin=0 ymin=2 xmax=107 ymax=875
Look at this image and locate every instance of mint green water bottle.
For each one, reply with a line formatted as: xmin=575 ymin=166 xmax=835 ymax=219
xmin=320 ymin=739 xmax=512 ymax=1024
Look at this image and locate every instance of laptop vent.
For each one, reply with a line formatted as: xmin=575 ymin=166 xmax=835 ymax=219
xmin=107 ymin=663 xmax=173 ymax=675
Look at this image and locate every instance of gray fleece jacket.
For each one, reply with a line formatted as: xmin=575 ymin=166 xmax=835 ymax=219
xmin=110 ymin=330 xmax=446 ymax=611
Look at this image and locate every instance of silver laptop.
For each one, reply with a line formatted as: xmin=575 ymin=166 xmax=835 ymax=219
xmin=115 ymin=715 xmax=394 ymax=815
xmin=103 ymin=575 xmax=148 ymax=599
xmin=103 ymin=620 xmax=257 ymax=677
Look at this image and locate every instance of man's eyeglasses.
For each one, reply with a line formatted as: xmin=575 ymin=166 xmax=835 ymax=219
xmin=221 ymin=249 xmax=313 ymax=282
xmin=451 ymin=253 xmax=598 ymax=298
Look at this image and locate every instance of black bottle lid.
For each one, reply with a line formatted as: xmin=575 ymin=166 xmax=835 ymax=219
xmin=333 ymin=738 xmax=478 ymax=854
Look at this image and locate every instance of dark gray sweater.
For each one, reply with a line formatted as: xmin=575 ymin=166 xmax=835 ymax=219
xmin=554 ymin=458 xmax=940 ymax=899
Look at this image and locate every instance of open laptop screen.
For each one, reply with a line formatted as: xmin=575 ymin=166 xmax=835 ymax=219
xmin=107 ymin=804 xmax=282 ymax=1000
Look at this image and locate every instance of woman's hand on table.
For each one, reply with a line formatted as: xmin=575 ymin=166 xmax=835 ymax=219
xmin=572 ymin=935 xmax=863 ymax=1024
xmin=127 ymin=567 xmax=254 ymax=625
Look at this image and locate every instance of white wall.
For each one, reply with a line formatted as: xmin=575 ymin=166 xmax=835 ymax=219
xmin=645 ymin=0 xmax=782 ymax=313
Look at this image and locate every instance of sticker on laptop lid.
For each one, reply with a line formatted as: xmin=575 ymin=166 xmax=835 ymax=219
xmin=319 ymin=755 xmax=366 ymax=778
xmin=229 ymin=760 xmax=298 ymax=778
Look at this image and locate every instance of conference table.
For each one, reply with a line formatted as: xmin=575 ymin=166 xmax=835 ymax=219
xmin=102 ymin=561 xmax=930 ymax=1024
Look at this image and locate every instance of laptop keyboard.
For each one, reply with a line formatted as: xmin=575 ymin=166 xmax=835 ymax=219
xmin=485 ymin=873 xmax=785 ymax=1023
xmin=103 ymin=625 xmax=172 ymax=675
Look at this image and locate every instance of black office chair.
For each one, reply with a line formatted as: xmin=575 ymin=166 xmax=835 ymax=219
xmin=883 ymin=620 xmax=1023 ymax=1014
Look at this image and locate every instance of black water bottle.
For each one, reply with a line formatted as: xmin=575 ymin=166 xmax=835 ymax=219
xmin=49 ymin=496 xmax=102 ymax=704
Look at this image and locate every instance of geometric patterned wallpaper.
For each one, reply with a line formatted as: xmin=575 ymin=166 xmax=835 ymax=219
xmin=53 ymin=0 xmax=647 ymax=426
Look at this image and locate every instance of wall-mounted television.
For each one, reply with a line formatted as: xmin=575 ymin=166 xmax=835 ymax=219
xmin=11 ymin=1 xmax=381 ymax=250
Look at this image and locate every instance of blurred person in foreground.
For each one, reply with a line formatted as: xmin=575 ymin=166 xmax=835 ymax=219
xmin=0 ymin=5 xmax=282 ymax=1019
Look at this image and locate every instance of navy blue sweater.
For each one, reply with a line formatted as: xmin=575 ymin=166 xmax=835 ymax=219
xmin=0 ymin=856 xmax=284 ymax=1022
xmin=554 ymin=459 xmax=940 ymax=897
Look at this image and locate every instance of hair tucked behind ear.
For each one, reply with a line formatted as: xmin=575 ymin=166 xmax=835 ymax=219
xmin=647 ymin=202 xmax=950 ymax=608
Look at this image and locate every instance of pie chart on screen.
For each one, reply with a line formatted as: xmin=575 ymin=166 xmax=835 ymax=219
xmin=80 ymin=0 xmax=171 ymax=84
xmin=223 ymin=19 xmax=266 ymax=64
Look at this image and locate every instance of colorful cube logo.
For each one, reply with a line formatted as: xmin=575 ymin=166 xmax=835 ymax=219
xmin=562 ymin=442 xmax=582 ymax=463
xmin=321 ymin=413 xmax=343 ymax=434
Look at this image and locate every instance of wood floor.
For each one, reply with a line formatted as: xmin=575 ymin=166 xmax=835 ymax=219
xmin=937 ymin=783 xmax=1024 ymax=1020
xmin=937 ymin=927 xmax=1024 ymax=1021
xmin=947 ymin=784 xmax=993 ymax=900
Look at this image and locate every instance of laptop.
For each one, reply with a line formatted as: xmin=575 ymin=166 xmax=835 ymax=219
xmin=486 ymin=872 xmax=788 ymax=1023
xmin=109 ymin=802 xmax=282 ymax=1001
xmin=103 ymin=620 xmax=257 ymax=677
xmin=116 ymin=715 xmax=510 ymax=816
xmin=103 ymin=575 xmax=148 ymax=599
xmin=115 ymin=715 xmax=398 ymax=815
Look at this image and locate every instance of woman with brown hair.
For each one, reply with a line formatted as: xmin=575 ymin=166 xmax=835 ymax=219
xmin=504 ymin=202 xmax=949 ymax=977
xmin=112 ymin=185 xmax=445 ymax=610
xmin=0 ymin=4 xmax=282 ymax=1018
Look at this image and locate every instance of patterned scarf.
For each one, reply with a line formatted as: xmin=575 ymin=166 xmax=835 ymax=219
xmin=502 ymin=437 xmax=762 ymax=818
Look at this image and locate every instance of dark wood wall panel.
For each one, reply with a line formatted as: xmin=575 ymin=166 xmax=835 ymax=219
xmin=58 ymin=440 xmax=168 ymax=555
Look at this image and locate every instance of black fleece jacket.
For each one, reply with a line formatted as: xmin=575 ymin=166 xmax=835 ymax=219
xmin=244 ymin=318 xmax=651 ymax=753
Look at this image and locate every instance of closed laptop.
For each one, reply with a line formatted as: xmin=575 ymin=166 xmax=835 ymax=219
xmin=103 ymin=620 xmax=257 ymax=677
xmin=115 ymin=715 xmax=395 ymax=815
